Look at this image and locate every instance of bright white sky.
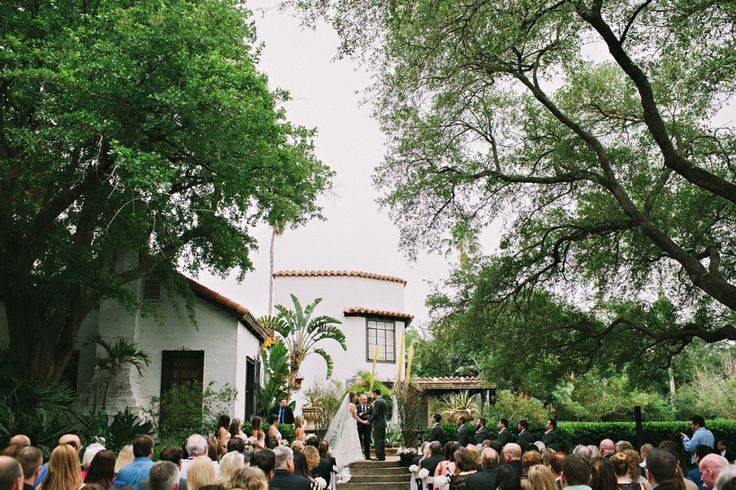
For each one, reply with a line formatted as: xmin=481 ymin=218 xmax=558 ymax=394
xmin=199 ymin=1 xmax=499 ymax=326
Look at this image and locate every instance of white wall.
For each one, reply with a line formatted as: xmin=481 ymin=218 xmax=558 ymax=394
xmin=273 ymin=275 xmax=408 ymax=409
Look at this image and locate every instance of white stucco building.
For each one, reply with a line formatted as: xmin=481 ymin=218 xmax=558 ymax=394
xmin=272 ymin=270 xmax=413 ymax=409
xmin=0 ymin=276 xmax=269 ymax=419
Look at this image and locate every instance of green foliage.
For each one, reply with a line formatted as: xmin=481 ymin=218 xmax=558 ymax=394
xmin=77 ymin=407 xmax=156 ymax=452
xmin=422 ymin=422 xmax=477 ymax=444
xmin=142 ymin=381 xmax=237 ymax=441
xmin=407 ymin=329 xmax=478 ymax=378
xmin=673 ymin=351 xmax=736 ymax=419
xmin=1 ymin=0 xmax=332 ymax=384
xmin=301 ymin=379 xmax=345 ymax=433
xmin=486 ymin=390 xmax=553 ymax=428
xmin=386 ymin=426 xmax=403 ymax=448
xmin=86 ymin=335 xmax=151 ymax=410
xmin=265 ymin=295 xmax=346 ymax=390
xmin=438 ymin=391 xmax=481 ymax=422
xmin=258 ymin=341 xmax=290 ymax=417
xmin=294 ymin=0 xmax=736 ymax=383
xmin=394 ymin=382 xmax=425 ymax=446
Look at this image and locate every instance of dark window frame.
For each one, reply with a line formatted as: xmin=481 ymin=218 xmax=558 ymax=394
xmin=365 ymin=317 xmax=396 ymax=363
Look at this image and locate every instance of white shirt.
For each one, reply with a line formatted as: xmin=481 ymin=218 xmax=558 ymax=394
xmin=180 ymin=457 xmax=220 ymax=480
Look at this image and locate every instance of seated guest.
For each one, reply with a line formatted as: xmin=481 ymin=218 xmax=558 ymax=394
xmin=450 ymin=447 xmax=478 ymax=490
xmin=522 ymin=452 xmax=544 ymax=490
xmin=314 ymin=442 xmax=334 ymax=488
xmin=639 ymin=445 xmax=653 ymax=478
xmin=250 ymin=451 xmax=275 ymax=482
xmin=226 ymin=467 xmax=268 ymax=490
xmin=186 ymin=458 xmax=216 ymax=490
xmin=85 ymin=450 xmax=116 ymax=489
xmin=0 ymin=456 xmax=24 ymax=490
xmin=600 ymin=441 xmax=616 ymax=460
xmin=116 ymin=435 xmax=155 ymax=490
xmin=658 ymin=443 xmax=697 ymax=490
xmin=561 ymin=455 xmax=592 ymax=490
xmin=528 ymin=465 xmax=558 ymax=490
xmin=291 ymin=453 xmax=318 ymax=489
xmin=573 ymin=447 xmax=593 ymax=463
xmin=303 ymin=438 xmax=319 ymax=451
xmin=82 ymin=445 xmax=106 ymax=482
xmin=16 ymin=446 xmax=43 ymax=490
xmin=501 ymin=444 xmax=523 ymax=490
xmin=301 ymin=447 xmax=319 ymax=484
xmin=591 ymin=457 xmax=616 ymax=490
xmin=646 ymin=449 xmax=679 ymax=490
xmin=40 ymin=445 xmax=81 ymax=490
xmin=182 ymin=437 xmax=219 ymax=480
xmin=148 ymin=462 xmax=180 ymax=490
xmin=35 ymin=435 xmax=82 ymax=489
xmin=437 ymin=442 xmax=462 ymax=480
xmin=115 ymin=447 xmax=134 ymax=475
xmin=269 ymin=446 xmax=309 ymax=490
xmin=612 ymin=452 xmax=639 ymax=490
xmin=617 ymin=443 xmax=634 ymax=453
xmin=716 ymin=466 xmax=736 ymax=490
xmin=466 ymin=448 xmax=501 ymax=490
xmin=143 ymin=446 xmax=187 ymax=490
xmin=421 ymin=442 xmax=445 ymax=476
xmin=289 ymin=442 xmax=303 ymax=454
xmin=549 ymin=452 xmax=565 ymax=490
xmin=688 ymin=445 xmax=715 ymax=490
xmin=226 ymin=439 xmax=244 ymax=456
xmin=217 ymin=453 xmax=244 ymax=487
xmin=699 ymin=454 xmax=729 ymax=490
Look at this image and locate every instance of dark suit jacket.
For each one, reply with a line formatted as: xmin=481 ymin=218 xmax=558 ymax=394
xmin=499 ymin=461 xmax=522 ymax=490
xmin=517 ymin=429 xmax=533 ymax=450
xmin=466 ymin=467 xmax=501 ymax=490
xmin=498 ymin=428 xmax=510 ymax=445
xmin=420 ymin=454 xmax=444 ymax=476
xmin=429 ymin=423 xmax=445 ymax=444
xmin=368 ymin=397 xmax=387 ymax=428
xmin=475 ymin=426 xmax=491 ymax=445
xmin=270 ymin=405 xmax=295 ymax=424
xmin=541 ymin=430 xmax=559 ymax=448
xmin=356 ymin=402 xmax=373 ymax=423
xmin=457 ymin=424 xmax=472 ymax=446
xmin=269 ymin=469 xmax=310 ymax=490
xmin=314 ymin=458 xmax=333 ymax=487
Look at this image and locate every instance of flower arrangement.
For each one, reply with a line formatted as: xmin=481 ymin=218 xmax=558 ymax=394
xmin=418 ymin=468 xmax=430 ymax=479
xmin=314 ymin=477 xmax=327 ymax=489
xmin=409 ymin=464 xmax=420 ymax=474
xmin=397 ymin=446 xmax=418 ymax=466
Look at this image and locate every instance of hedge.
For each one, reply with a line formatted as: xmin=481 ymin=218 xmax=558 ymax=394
xmin=423 ymin=420 xmax=736 ymax=453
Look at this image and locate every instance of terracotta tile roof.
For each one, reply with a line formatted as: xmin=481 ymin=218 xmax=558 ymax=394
xmin=183 ymin=277 xmax=271 ymax=340
xmin=273 ymin=270 xmax=407 ymax=285
xmin=414 ymin=376 xmax=496 ymax=390
xmin=343 ymin=306 xmax=413 ymax=325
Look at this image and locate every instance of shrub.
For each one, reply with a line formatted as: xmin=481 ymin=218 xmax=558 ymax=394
xmin=346 ymin=371 xmax=393 ymax=416
xmin=486 ymin=390 xmax=552 ymax=427
xmin=77 ymin=407 xmax=156 ymax=452
xmin=673 ymin=356 xmax=736 ymax=419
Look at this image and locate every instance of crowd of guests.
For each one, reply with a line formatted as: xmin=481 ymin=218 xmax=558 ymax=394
xmin=414 ymin=415 xmax=736 ymax=490
xmin=0 ymin=411 xmax=335 ymax=490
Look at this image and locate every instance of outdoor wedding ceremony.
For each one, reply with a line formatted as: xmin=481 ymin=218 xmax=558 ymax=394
xmin=2 ymin=1 xmax=736 ymax=490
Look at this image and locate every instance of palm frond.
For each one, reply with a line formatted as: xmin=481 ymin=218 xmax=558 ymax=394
xmin=314 ymin=348 xmax=334 ymax=378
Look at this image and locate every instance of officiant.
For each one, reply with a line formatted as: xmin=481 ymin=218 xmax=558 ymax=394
xmin=356 ymin=393 xmax=373 ymax=460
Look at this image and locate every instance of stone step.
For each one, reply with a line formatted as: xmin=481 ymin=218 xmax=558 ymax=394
xmin=338 ymin=483 xmax=407 ymax=490
xmin=349 ymin=466 xmax=409 ymax=476
xmin=350 ymin=460 xmax=404 ymax=469
xmin=348 ymin=474 xmax=410 ymax=483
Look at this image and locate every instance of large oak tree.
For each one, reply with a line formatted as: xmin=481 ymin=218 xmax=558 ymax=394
xmin=297 ymin=0 xmax=736 ymax=357
xmin=0 ymin=0 xmax=332 ymax=384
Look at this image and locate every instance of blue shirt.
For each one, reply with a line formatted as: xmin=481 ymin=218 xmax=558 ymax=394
xmin=34 ymin=464 xmax=48 ymax=489
xmin=279 ymin=407 xmax=285 ymax=423
xmin=683 ymin=427 xmax=715 ymax=462
xmin=114 ymin=457 xmax=154 ymax=490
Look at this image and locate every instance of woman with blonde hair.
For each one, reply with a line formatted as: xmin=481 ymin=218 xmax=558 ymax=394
xmin=291 ymin=440 xmax=305 ymax=453
xmin=303 ymin=446 xmax=320 ymax=479
xmin=40 ymin=444 xmax=81 ymax=490
xmin=114 ymin=446 xmax=133 ymax=475
xmin=187 ymin=456 xmax=217 ymax=490
xmin=218 ymin=452 xmax=245 ymax=486
xmin=226 ymin=466 xmax=268 ymax=490
xmin=294 ymin=415 xmax=306 ymax=442
xmin=528 ymin=465 xmax=558 ymax=490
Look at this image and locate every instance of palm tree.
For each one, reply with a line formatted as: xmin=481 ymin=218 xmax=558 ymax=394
xmin=86 ymin=335 xmax=151 ymax=410
xmin=441 ymin=222 xmax=480 ymax=267
xmin=260 ymin=295 xmax=346 ymax=395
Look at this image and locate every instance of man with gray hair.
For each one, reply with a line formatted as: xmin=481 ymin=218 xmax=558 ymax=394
xmin=716 ymin=465 xmax=736 ymax=490
xmin=466 ymin=448 xmax=501 ymax=490
xmin=269 ymin=446 xmax=309 ymax=490
xmin=181 ymin=435 xmax=218 ymax=480
xmin=600 ymin=439 xmax=616 ymax=459
xmin=148 ymin=461 xmax=179 ymax=490
xmin=502 ymin=443 xmax=523 ymax=490
xmin=573 ymin=445 xmax=593 ymax=462
xmin=0 ymin=456 xmax=23 ymax=490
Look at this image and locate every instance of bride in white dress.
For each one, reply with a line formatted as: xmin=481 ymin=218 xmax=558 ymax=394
xmin=325 ymin=392 xmax=368 ymax=482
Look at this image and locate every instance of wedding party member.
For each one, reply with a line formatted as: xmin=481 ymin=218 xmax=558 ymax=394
xmin=367 ymin=389 xmax=387 ymax=461
xmin=355 ymin=395 xmax=372 ymax=460
xmin=229 ymin=419 xmax=248 ymax=442
xmin=293 ymin=417 xmax=306 ymax=443
xmin=430 ymin=414 xmax=445 ymax=446
xmin=498 ymin=420 xmax=511 ymax=446
xmin=270 ymin=446 xmax=310 ymax=490
xmin=457 ymin=418 xmax=472 ymax=447
xmin=250 ymin=419 xmax=266 ymax=450
xmin=0 ymin=456 xmax=24 ymax=490
xmin=561 ymin=455 xmax=592 ymax=490
xmin=148 ymin=462 xmax=180 ymax=490
xmin=518 ymin=422 xmax=534 ymax=453
xmin=266 ymin=417 xmax=282 ymax=449
xmin=15 ymin=446 xmax=42 ymax=490
xmin=270 ymin=400 xmax=295 ymax=425
xmin=542 ymin=421 xmax=559 ymax=449
xmin=216 ymin=416 xmax=231 ymax=455
xmin=39 ymin=445 xmax=81 ymax=490
xmin=476 ymin=419 xmax=491 ymax=446
xmin=324 ymin=392 xmax=367 ymax=475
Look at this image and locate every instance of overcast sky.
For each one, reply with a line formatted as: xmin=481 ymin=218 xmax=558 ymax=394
xmin=198 ymin=0 xmax=485 ymax=326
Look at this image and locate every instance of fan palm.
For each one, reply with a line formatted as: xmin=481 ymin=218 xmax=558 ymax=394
xmin=440 ymin=222 xmax=480 ymax=267
xmin=260 ymin=294 xmax=346 ymax=395
xmin=86 ymin=335 xmax=151 ymax=410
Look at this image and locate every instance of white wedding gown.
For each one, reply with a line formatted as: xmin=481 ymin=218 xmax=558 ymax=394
xmin=325 ymin=394 xmax=365 ymax=481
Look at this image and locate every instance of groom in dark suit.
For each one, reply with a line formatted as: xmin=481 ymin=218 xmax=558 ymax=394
xmin=356 ymin=394 xmax=373 ymax=460
xmin=368 ymin=388 xmax=387 ymax=461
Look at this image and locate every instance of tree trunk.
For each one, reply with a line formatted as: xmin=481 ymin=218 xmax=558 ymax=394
xmin=268 ymin=227 xmax=276 ymax=316
xmin=668 ymin=364 xmax=677 ymax=414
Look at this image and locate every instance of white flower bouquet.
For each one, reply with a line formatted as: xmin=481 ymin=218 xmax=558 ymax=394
xmin=314 ymin=477 xmax=327 ymax=489
xmin=409 ymin=464 xmax=420 ymax=474
xmin=418 ymin=468 xmax=430 ymax=479
xmin=433 ymin=475 xmax=449 ymax=486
